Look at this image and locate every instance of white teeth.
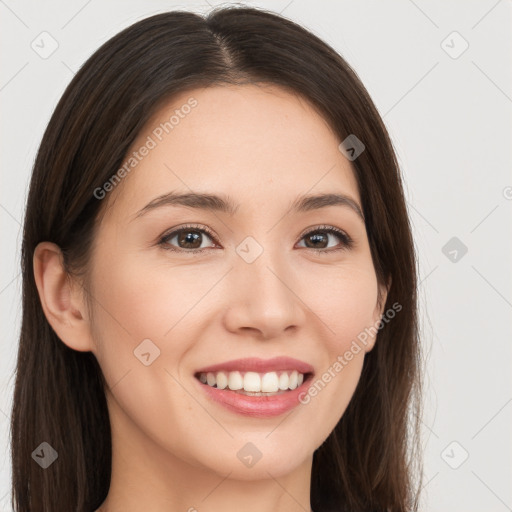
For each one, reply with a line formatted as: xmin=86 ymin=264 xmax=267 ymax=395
xmin=216 ymin=371 xmax=228 ymax=389
xmin=278 ymin=372 xmax=289 ymax=390
xmin=228 ymin=371 xmax=243 ymax=390
xmin=261 ymin=372 xmax=279 ymax=392
xmin=244 ymin=372 xmax=261 ymax=392
xmin=289 ymin=370 xmax=298 ymax=390
xmin=198 ymin=370 xmax=307 ymax=392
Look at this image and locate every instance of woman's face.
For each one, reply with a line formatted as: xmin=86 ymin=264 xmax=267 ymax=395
xmin=86 ymin=84 xmax=386 ymax=480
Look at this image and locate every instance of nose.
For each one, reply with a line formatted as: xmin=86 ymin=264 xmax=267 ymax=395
xmin=222 ymin=245 xmax=307 ymax=340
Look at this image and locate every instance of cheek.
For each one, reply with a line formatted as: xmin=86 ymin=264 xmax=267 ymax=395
xmin=87 ymin=246 xmax=227 ymax=390
xmin=293 ymin=269 xmax=379 ymax=447
xmin=299 ymin=263 xmax=379 ymax=409
xmin=86 ymin=248 xmax=171 ymax=384
xmin=90 ymin=250 xmax=201 ymax=340
xmin=309 ymin=262 xmax=380 ymax=348
xmin=87 ymin=252 xmax=212 ymax=459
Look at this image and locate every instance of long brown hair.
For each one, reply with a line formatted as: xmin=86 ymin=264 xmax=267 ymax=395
xmin=12 ymin=6 xmax=424 ymax=511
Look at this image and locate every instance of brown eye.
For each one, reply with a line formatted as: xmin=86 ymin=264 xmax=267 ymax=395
xmin=297 ymin=226 xmax=353 ymax=253
xmin=159 ymin=225 xmax=218 ymax=253
xmin=304 ymin=232 xmax=330 ymax=249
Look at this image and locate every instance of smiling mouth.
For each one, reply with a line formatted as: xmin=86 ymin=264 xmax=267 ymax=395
xmin=194 ymin=370 xmax=313 ymax=395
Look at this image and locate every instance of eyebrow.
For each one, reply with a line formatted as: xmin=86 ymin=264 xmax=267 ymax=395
xmin=133 ymin=191 xmax=365 ymax=222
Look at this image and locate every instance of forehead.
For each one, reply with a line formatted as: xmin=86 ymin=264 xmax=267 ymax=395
xmin=103 ymin=84 xmax=360 ymax=220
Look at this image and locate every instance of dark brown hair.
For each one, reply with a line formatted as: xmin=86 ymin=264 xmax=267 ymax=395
xmin=12 ymin=6 xmax=423 ymax=511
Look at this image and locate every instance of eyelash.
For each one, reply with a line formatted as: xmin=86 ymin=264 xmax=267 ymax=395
xmin=158 ymin=223 xmax=354 ymax=256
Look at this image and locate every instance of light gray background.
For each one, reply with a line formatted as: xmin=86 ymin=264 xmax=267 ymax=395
xmin=1 ymin=1 xmax=511 ymax=510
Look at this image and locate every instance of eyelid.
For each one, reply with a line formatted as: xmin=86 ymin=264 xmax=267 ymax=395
xmin=297 ymin=224 xmax=349 ymax=242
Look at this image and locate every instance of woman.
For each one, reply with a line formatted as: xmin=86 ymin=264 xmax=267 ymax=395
xmin=11 ymin=6 xmax=423 ymax=512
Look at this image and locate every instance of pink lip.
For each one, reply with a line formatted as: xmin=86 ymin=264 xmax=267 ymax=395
xmin=195 ymin=373 xmax=314 ymax=418
xmin=194 ymin=357 xmax=315 ymax=418
xmin=194 ymin=356 xmax=314 ymax=375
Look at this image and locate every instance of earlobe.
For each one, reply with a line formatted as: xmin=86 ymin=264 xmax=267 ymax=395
xmin=33 ymin=242 xmax=94 ymax=352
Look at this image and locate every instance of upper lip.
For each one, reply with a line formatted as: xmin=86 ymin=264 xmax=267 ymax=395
xmin=195 ymin=357 xmax=314 ymax=375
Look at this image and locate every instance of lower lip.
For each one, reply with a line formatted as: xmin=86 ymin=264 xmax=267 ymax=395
xmin=195 ymin=374 xmax=313 ymax=418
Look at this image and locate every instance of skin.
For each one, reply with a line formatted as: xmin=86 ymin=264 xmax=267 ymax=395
xmin=34 ymin=84 xmax=388 ymax=512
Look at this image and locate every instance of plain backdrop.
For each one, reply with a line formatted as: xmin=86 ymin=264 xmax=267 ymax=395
xmin=1 ymin=1 xmax=511 ymax=510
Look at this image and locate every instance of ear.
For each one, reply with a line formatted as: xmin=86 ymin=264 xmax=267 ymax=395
xmin=365 ymin=275 xmax=392 ymax=353
xmin=374 ymin=275 xmax=392 ymax=322
xmin=33 ymin=241 xmax=94 ymax=352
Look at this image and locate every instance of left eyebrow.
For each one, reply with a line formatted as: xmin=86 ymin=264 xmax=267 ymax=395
xmin=289 ymin=192 xmax=364 ymax=222
xmin=132 ymin=191 xmax=364 ymax=222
